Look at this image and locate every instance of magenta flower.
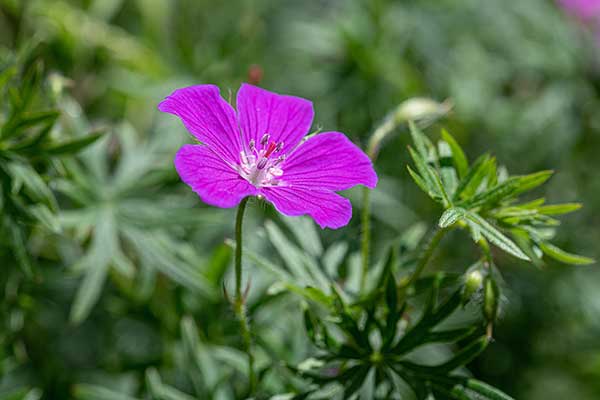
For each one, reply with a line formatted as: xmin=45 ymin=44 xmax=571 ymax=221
xmin=559 ymin=0 xmax=600 ymax=20
xmin=158 ymin=84 xmax=377 ymax=229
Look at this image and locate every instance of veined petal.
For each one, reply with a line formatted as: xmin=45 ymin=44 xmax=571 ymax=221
xmin=159 ymin=85 xmax=242 ymax=164
xmin=261 ymin=186 xmax=352 ymax=229
xmin=281 ymin=132 xmax=377 ymax=191
xmin=236 ymin=83 xmax=314 ymax=154
xmin=175 ymin=145 xmax=257 ymax=208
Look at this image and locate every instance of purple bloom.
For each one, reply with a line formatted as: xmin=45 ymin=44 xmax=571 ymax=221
xmin=158 ymin=84 xmax=377 ymax=229
xmin=559 ymin=0 xmax=600 ymax=20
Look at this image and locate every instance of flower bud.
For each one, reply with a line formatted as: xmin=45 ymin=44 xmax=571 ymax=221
xmin=394 ymin=98 xmax=452 ymax=123
xmin=483 ymin=277 xmax=499 ymax=323
xmin=462 ymin=269 xmax=484 ymax=304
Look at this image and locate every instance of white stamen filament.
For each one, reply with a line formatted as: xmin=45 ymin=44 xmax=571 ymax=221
xmin=238 ymin=135 xmax=286 ymax=187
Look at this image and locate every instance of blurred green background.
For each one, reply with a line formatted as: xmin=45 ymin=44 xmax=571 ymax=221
xmin=1 ymin=0 xmax=599 ymax=399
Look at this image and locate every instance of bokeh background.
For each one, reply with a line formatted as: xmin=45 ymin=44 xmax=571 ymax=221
xmin=1 ymin=0 xmax=599 ymax=399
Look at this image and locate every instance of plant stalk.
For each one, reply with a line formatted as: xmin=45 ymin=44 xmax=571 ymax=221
xmin=233 ymin=197 xmax=255 ymax=393
xmin=360 ymin=113 xmax=398 ymax=291
xmin=360 ymin=187 xmax=371 ymax=291
xmin=400 ymin=227 xmax=448 ymax=292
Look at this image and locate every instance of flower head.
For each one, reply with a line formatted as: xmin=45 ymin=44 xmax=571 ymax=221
xmin=158 ymin=84 xmax=377 ymax=229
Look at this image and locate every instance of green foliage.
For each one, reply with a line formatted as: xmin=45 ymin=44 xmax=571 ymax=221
xmin=1 ymin=1 xmax=598 ymax=399
xmin=408 ymin=123 xmax=592 ymax=266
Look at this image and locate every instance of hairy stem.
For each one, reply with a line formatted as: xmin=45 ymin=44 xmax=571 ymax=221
xmin=233 ymin=197 xmax=255 ymax=393
xmin=360 ymin=187 xmax=371 ymax=291
xmin=360 ymin=111 xmax=405 ymax=291
xmin=400 ymin=227 xmax=448 ymax=292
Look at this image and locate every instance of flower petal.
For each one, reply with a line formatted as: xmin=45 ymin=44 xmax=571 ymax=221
xmin=281 ymin=132 xmax=377 ymax=191
xmin=236 ymin=83 xmax=314 ymax=154
xmin=159 ymin=85 xmax=242 ymax=164
xmin=175 ymin=144 xmax=257 ymax=208
xmin=261 ymin=186 xmax=352 ymax=229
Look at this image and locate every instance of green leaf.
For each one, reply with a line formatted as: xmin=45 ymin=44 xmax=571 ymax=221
xmin=539 ymin=242 xmax=594 ymax=265
xmin=408 ymin=120 xmax=436 ymax=159
xmin=438 ymin=207 xmax=466 ymax=228
xmin=408 ymin=146 xmax=450 ymax=206
xmin=7 ymin=221 xmax=33 ymax=276
xmin=281 ymin=215 xmax=323 ymax=257
xmin=538 ymin=203 xmax=582 ymax=215
xmin=145 ymin=368 xmax=197 ymax=400
xmin=407 ymin=165 xmax=439 ymax=201
xmin=462 ymin=171 xmax=553 ymax=209
xmin=123 ymin=228 xmax=217 ymax=298
xmin=322 ymin=241 xmax=348 ymax=278
xmin=464 ymin=379 xmax=515 ymax=400
xmin=424 ymin=326 xmax=478 ymax=343
xmin=453 ymin=154 xmax=493 ymax=201
xmin=0 ymin=65 xmax=17 ymax=91
xmin=72 ymin=384 xmax=139 ymax=400
xmin=5 ymin=161 xmax=57 ymax=211
xmin=441 ymin=129 xmax=468 ymax=178
xmin=1 ymin=110 xmax=60 ymax=140
xmin=463 ymin=211 xmax=530 ymax=261
xmin=70 ymin=209 xmax=117 ymax=323
xmin=414 ymin=336 xmax=489 ymax=373
xmin=43 ymin=131 xmax=105 ymax=155
xmin=265 ymin=221 xmax=330 ymax=291
xmin=438 ymin=140 xmax=459 ymax=197
xmin=28 ymin=204 xmax=61 ymax=233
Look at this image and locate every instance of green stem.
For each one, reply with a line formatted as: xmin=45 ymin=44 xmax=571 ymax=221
xmin=360 ymin=110 xmax=403 ymax=291
xmin=360 ymin=187 xmax=371 ymax=291
xmin=233 ymin=197 xmax=255 ymax=393
xmin=400 ymin=227 xmax=447 ymax=292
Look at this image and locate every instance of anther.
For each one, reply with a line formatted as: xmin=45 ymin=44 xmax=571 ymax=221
xmin=249 ymin=139 xmax=255 ymax=151
xmin=275 ymin=141 xmax=284 ymax=152
xmin=260 ymin=133 xmax=270 ymax=146
xmin=257 ymin=157 xmax=268 ymax=170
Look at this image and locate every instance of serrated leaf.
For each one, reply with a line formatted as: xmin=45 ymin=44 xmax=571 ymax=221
xmin=462 ymin=171 xmax=553 ymax=210
xmin=461 ymin=211 xmax=529 ymax=260
xmin=438 ymin=207 xmax=466 ymax=228
xmin=539 ymin=242 xmax=594 ymax=265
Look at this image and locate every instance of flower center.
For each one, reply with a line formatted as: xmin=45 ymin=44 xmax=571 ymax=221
xmin=238 ymin=133 xmax=285 ymax=187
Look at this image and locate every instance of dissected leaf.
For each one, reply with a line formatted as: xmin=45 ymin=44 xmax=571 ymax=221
xmin=539 ymin=241 xmax=594 ymax=265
